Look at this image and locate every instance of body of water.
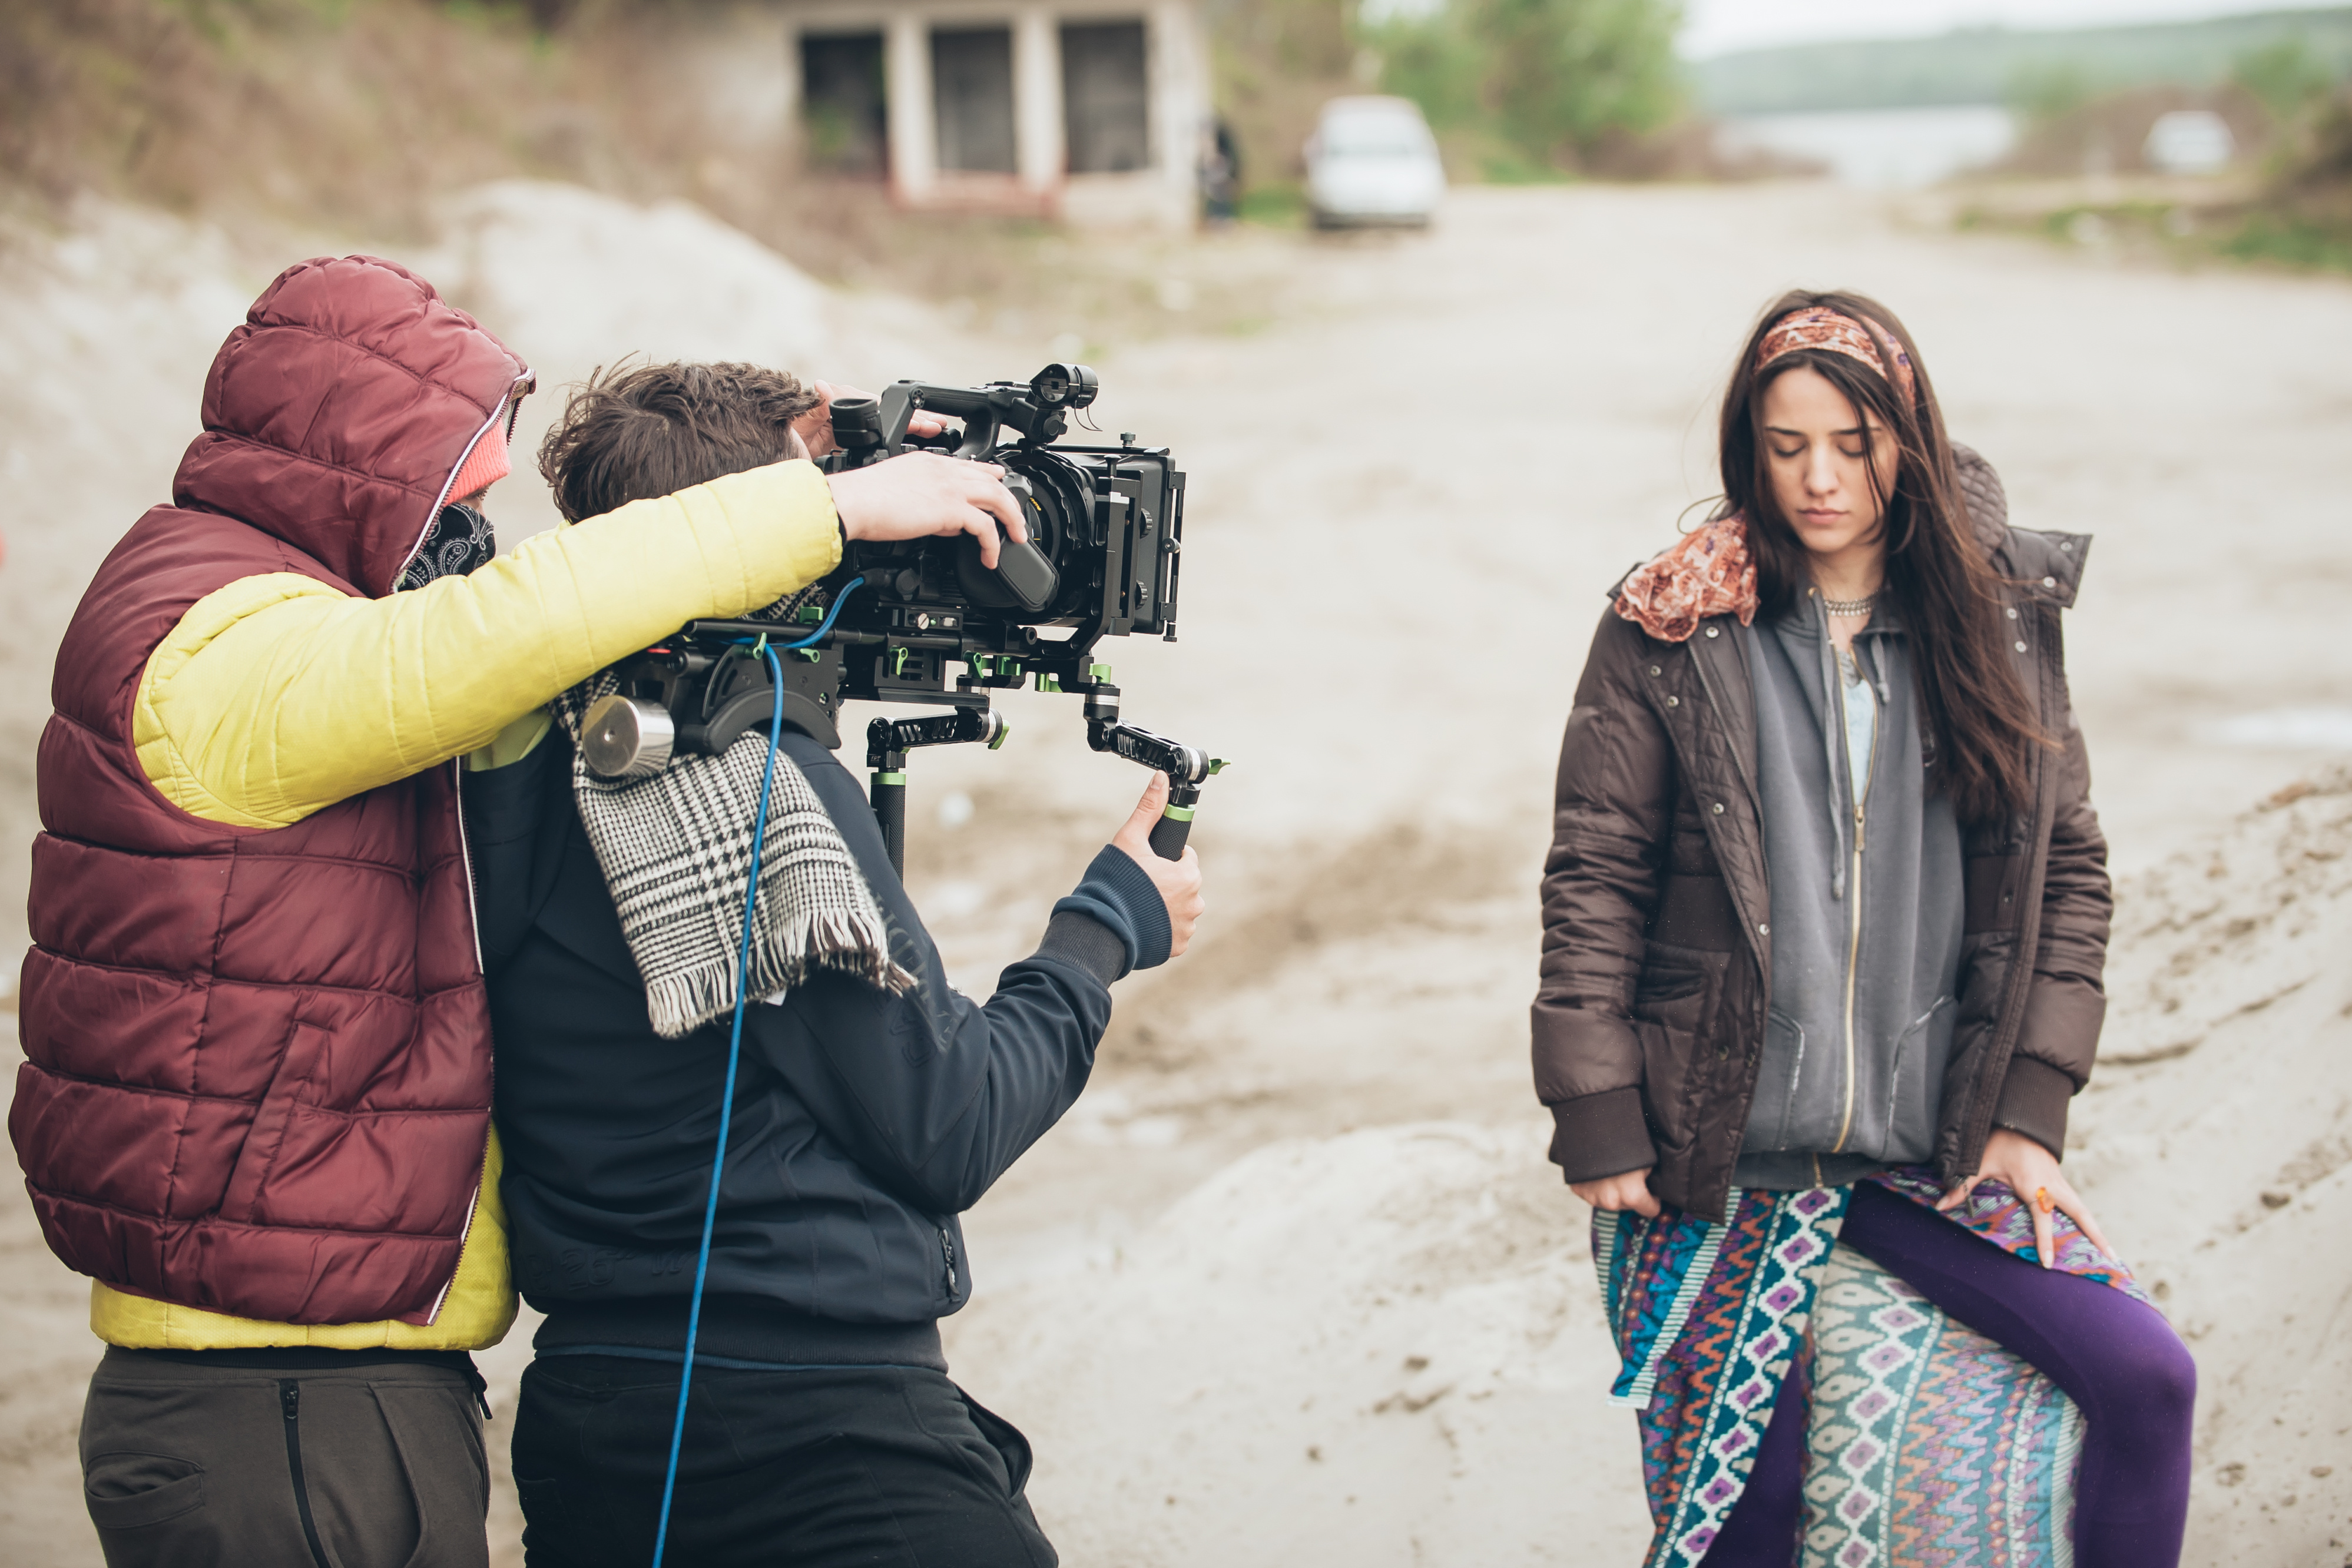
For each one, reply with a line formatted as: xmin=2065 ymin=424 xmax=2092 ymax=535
xmin=1717 ymin=104 xmax=2019 ymax=188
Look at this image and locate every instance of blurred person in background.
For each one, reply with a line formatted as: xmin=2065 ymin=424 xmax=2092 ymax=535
xmin=10 ymin=255 xmax=1019 ymax=1567
xmin=1200 ymin=115 xmax=1241 ymax=224
xmin=1532 ymin=291 xmax=2195 ymax=1566
xmin=468 ymin=361 xmax=1202 ymax=1567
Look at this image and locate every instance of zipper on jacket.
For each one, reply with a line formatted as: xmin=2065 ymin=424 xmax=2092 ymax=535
xmin=941 ymin=1228 xmax=958 ymax=1296
xmin=430 ymin=758 xmax=492 ymax=1332
xmin=279 ymin=1381 xmax=334 ymax=1568
xmin=1831 ymin=646 xmax=1879 ymax=1154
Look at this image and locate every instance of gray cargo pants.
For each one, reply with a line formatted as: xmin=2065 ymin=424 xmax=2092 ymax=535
xmin=79 ymin=1345 xmax=491 ymax=1568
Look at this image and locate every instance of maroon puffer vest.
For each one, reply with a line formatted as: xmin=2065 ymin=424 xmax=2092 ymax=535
xmin=9 ymin=256 xmax=532 ymax=1325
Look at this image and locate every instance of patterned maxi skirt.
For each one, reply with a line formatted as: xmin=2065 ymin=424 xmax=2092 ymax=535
xmin=1594 ymin=1168 xmax=2151 ymax=1568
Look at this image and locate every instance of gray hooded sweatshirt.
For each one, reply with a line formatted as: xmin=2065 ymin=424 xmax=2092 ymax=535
xmin=1734 ymin=589 xmax=1965 ymax=1189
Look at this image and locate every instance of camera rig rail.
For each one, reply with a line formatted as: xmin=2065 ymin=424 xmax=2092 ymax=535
xmin=577 ymin=364 xmax=1224 ymax=874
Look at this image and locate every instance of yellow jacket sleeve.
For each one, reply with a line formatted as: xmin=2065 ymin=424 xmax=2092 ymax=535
xmin=135 ymin=459 xmax=840 ymax=829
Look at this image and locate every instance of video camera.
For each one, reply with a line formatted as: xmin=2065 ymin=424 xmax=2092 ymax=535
xmin=578 ymin=366 xmax=1222 ymax=868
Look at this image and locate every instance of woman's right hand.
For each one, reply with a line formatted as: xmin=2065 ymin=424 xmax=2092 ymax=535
xmin=1572 ymin=1167 xmax=1661 ymax=1218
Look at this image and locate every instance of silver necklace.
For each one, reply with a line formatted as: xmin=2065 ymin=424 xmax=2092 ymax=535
xmin=1820 ymin=592 xmax=1877 ymax=618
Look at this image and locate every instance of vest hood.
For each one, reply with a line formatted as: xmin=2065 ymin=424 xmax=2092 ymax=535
xmin=174 ymin=255 xmax=532 ymax=598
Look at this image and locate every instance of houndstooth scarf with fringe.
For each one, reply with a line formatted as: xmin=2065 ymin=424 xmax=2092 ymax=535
xmin=551 ymin=652 xmax=913 ymax=1039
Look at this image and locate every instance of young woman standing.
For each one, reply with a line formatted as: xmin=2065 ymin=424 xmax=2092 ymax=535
xmin=1533 ymin=291 xmax=2195 ymax=1566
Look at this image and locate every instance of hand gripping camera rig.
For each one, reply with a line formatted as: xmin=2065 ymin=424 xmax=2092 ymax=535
xmin=576 ymin=364 xmax=1224 ymax=871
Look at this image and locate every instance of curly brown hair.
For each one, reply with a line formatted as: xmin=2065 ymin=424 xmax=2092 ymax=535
xmin=537 ymin=360 xmax=823 ymax=523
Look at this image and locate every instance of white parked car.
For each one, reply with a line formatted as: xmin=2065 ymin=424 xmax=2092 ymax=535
xmin=2144 ymin=110 xmax=2235 ymax=175
xmin=1305 ymin=96 xmax=1446 ymax=229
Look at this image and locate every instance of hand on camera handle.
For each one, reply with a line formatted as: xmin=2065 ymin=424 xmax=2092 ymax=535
xmin=826 ymin=452 xmax=1026 ymax=570
xmin=1572 ymin=1167 xmax=1662 ymax=1219
xmin=1112 ymin=773 xmax=1204 ymax=960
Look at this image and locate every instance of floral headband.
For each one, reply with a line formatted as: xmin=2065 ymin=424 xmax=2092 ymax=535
xmin=1755 ymin=306 xmax=1917 ymax=410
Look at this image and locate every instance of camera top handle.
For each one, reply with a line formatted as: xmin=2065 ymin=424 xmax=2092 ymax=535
xmin=832 ymin=363 xmax=1100 ymax=466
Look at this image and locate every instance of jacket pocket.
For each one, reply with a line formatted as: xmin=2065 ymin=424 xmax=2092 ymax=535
xmin=956 ymin=1384 xmax=1038 ymax=1499
xmin=84 ymin=1452 xmax=206 ymax=1534
xmin=1631 ymin=942 xmax=1727 ymax=1154
xmin=220 ymin=1020 xmax=333 ymax=1224
xmin=1883 ymin=996 xmax=1957 ymax=1163
xmin=1746 ymin=1009 xmax=1808 ymax=1151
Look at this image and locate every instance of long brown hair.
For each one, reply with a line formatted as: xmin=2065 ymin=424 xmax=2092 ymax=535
xmin=1719 ymin=289 xmax=2041 ymax=824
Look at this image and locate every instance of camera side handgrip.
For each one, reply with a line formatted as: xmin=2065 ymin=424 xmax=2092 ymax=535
xmin=1147 ymin=787 xmax=1199 ymax=861
xmin=1083 ymin=692 xmax=1223 ymax=863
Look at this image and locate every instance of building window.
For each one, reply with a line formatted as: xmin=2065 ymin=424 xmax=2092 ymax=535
xmin=801 ymin=32 xmax=888 ymax=177
xmin=1061 ymin=21 xmax=1149 ymax=174
xmin=932 ymin=26 xmax=1017 ymax=174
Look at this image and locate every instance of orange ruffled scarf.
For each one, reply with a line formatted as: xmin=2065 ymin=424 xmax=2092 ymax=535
xmin=1614 ymin=516 xmax=1759 ymax=643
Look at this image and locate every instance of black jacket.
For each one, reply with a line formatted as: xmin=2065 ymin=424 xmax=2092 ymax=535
xmin=464 ymin=722 xmax=1166 ymax=1368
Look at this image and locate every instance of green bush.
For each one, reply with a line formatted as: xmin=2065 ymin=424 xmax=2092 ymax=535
xmin=2233 ymin=38 xmax=2334 ymax=127
xmin=2222 ymin=211 xmax=2352 ymax=270
xmin=2005 ymin=60 xmax=2093 ymax=125
xmin=1366 ymin=0 xmax=1681 ymax=172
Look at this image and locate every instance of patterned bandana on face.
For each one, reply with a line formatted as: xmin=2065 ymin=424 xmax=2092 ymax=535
xmin=396 ymin=396 xmax=517 ymax=592
xmin=1754 ymin=306 xmax=1917 ymax=410
xmin=395 ymin=502 xmax=497 ymax=592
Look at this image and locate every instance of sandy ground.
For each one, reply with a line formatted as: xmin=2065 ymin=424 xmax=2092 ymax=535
xmin=2 ymin=180 xmax=2351 ymax=1564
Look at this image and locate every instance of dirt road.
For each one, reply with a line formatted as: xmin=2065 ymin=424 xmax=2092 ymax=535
xmin=3 ymin=181 xmax=2350 ymax=1564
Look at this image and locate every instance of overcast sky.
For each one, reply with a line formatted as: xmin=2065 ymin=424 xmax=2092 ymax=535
xmin=1681 ymin=0 xmax=2350 ymax=57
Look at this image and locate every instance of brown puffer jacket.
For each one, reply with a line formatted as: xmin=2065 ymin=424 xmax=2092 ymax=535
xmin=1532 ymin=453 xmax=2112 ymax=1222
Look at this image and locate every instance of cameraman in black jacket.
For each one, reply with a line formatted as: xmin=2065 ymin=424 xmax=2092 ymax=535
xmin=465 ymin=362 xmax=1204 ymax=1567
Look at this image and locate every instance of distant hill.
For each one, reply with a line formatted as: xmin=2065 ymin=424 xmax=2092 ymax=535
xmin=1690 ymin=8 xmax=2352 ymax=115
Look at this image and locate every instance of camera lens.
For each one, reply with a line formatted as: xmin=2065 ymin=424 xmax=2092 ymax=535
xmin=949 ymin=448 xmax=1090 ymax=619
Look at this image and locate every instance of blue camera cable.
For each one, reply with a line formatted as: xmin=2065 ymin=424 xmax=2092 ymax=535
xmin=647 ymin=578 xmax=869 ymax=1560
xmin=776 ymin=576 xmax=864 ymax=652
xmin=648 ymin=579 xmax=866 ymax=1564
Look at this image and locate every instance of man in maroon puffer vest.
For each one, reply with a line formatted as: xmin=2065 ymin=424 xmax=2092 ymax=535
xmin=11 ymin=254 xmax=1022 ymax=1566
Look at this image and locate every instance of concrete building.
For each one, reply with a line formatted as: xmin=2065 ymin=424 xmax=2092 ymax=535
xmin=778 ymin=0 xmax=1210 ymax=226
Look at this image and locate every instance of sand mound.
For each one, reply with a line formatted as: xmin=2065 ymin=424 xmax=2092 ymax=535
xmin=946 ymin=1122 xmax=1653 ymax=1566
xmin=949 ymin=773 xmax=2352 ymax=1566
xmin=2075 ymin=767 xmax=2352 ymax=1558
xmin=411 ymin=180 xmax=834 ymax=395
